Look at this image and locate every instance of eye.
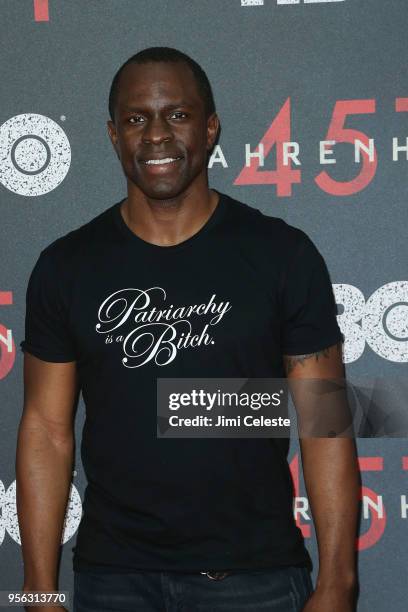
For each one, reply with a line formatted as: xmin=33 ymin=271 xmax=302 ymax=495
xmin=170 ymin=111 xmax=187 ymax=120
xmin=128 ymin=116 xmax=145 ymax=124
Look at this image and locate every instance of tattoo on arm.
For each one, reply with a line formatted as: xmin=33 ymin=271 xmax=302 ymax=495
xmin=283 ymin=341 xmax=343 ymax=375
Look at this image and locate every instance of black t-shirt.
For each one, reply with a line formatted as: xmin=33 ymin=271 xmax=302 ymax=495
xmin=20 ymin=190 xmax=343 ymax=574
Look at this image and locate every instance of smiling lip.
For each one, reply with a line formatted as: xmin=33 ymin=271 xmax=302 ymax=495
xmin=140 ymin=156 xmax=183 ymax=165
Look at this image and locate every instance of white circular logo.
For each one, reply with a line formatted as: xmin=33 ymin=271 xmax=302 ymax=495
xmin=0 ymin=480 xmax=82 ymax=545
xmin=334 ymin=281 xmax=408 ymax=363
xmin=0 ymin=113 xmax=71 ymax=196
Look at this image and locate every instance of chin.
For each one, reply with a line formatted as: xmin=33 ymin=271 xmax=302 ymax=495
xmin=134 ymin=178 xmax=190 ymax=201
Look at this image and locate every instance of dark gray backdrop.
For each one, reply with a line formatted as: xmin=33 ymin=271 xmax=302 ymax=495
xmin=1 ymin=1 xmax=407 ymax=610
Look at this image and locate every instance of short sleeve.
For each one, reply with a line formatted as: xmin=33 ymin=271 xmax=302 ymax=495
xmin=280 ymin=232 xmax=343 ymax=355
xmin=20 ymin=249 xmax=77 ymax=362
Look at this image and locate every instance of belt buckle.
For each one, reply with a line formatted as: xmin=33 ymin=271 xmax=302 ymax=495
xmin=200 ymin=570 xmax=230 ymax=580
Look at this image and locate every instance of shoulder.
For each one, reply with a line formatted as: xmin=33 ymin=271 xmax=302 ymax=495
xmin=26 ymin=202 xmax=120 ymax=294
xmin=221 ymin=191 xmax=315 ymax=255
xmin=37 ymin=201 xmax=119 ymax=267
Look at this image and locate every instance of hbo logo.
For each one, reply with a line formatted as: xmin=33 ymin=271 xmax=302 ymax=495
xmin=335 ymin=282 xmax=408 ymax=363
xmin=0 ymin=479 xmax=81 ymax=546
xmin=0 ymin=113 xmax=71 ymax=196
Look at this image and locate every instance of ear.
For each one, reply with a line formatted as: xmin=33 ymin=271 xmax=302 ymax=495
xmin=206 ymin=113 xmax=220 ymax=150
xmin=107 ymin=120 xmax=120 ymax=158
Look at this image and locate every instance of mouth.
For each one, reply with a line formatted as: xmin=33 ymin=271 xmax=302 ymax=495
xmin=140 ymin=156 xmax=183 ymax=166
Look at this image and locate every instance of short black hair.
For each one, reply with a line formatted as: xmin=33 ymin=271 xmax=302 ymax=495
xmin=108 ymin=46 xmax=216 ymax=122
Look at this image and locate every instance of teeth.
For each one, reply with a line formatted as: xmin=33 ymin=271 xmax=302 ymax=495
xmin=144 ymin=157 xmax=179 ymax=165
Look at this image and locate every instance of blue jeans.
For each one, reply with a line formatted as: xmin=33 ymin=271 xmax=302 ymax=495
xmin=73 ymin=565 xmax=314 ymax=611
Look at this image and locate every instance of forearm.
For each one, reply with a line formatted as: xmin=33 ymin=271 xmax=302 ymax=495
xmin=299 ymin=437 xmax=360 ymax=589
xmin=16 ymin=414 xmax=74 ymax=590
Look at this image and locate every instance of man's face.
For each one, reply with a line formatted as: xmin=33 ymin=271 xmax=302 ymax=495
xmin=107 ymin=61 xmax=219 ymax=200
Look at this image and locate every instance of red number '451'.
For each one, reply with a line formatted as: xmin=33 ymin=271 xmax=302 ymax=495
xmin=0 ymin=292 xmax=15 ymax=380
xmin=315 ymin=99 xmax=377 ymax=196
xmin=34 ymin=0 xmax=49 ymax=21
xmin=234 ymin=98 xmax=301 ymax=196
xmin=357 ymin=457 xmax=386 ymax=550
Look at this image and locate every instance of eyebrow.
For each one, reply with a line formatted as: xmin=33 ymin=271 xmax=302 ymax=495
xmin=122 ymin=102 xmax=194 ymax=112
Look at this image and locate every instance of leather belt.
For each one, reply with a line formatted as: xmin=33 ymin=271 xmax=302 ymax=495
xmin=200 ymin=570 xmax=231 ymax=580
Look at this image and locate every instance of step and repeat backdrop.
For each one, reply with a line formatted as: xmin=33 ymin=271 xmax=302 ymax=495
xmin=1 ymin=1 xmax=407 ymax=610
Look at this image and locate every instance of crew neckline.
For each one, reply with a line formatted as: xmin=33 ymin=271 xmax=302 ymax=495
xmin=112 ymin=189 xmax=228 ymax=253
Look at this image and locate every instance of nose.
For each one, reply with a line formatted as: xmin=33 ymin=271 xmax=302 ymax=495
xmin=142 ymin=115 xmax=173 ymax=145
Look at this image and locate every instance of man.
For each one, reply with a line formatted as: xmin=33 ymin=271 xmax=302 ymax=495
xmin=17 ymin=47 xmax=359 ymax=612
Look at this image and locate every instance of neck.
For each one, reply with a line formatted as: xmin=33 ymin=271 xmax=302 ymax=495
xmin=121 ymin=182 xmax=219 ymax=247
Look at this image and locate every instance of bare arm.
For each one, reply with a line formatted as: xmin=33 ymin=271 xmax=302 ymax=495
xmin=283 ymin=342 xmax=360 ymax=611
xmin=16 ymin=352 xmax=79 ymax=604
